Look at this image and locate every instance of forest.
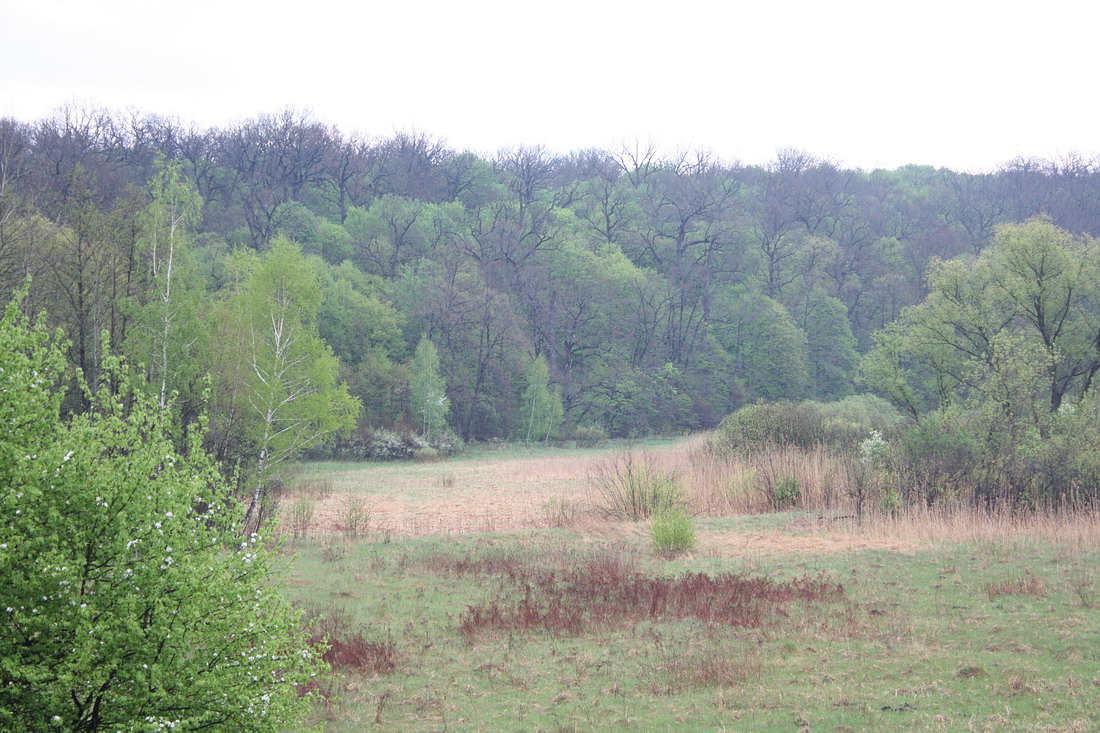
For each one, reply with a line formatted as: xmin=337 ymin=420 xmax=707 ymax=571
xmin=3 ymin=104 xmax=1100 ymax=731
xmin=1 ymin=105 xmax=1099 ymax=513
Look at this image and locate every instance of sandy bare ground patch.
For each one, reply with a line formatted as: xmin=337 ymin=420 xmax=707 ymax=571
xmin=280 ymin=444 xmax=922 ymax=555
xmin=292 ymin=451 xmax=604 ymax=537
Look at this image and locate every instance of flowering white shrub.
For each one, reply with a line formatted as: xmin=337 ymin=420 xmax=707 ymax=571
xmin=0 ymin=291 xmax=323 ymax=731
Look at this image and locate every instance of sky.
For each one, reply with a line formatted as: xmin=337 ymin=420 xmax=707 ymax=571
xmin=2 ymin=0 xmax=1097 ymax=172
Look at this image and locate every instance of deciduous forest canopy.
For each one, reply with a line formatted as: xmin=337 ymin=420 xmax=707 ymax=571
xmin=2 ymin=105 xmax=1099 ymax=467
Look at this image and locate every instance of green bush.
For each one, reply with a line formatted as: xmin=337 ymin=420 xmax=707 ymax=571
xmin=572 ymin=423 xmax=609 ymax=448
xmin=711 ymin=402 xmax=824 ymax=451
xmin=895 ymin=409 xmax=979 ymax=504
xmin=650 ymin=508 xmax=697 ymax=556
xmin=710 ymin=397 xmax=904 ymax=455
xmin=816 ymin=394 xmax=904 ymax=433
xmin=0 ymin=294 xmax=321 ymax=731
xmin=771 ymin=475 xmax=802 ymax=510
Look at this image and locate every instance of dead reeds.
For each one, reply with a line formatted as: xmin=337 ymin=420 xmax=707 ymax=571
xmin=684 ymin=442 xmax=849 ymax=515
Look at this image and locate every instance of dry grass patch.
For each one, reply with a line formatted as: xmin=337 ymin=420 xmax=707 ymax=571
xmin=846 ymin=505 xmax=1100 ymax=550
xmin=985 ymin=571 xmax=1048 ymax=601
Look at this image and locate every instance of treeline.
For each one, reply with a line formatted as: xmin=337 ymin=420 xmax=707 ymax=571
xmin=4 ymin=105 xmax=1100 ymax=454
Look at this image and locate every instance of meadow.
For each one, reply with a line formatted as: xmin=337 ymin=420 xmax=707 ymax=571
xmin=280 ymin=440 xmax=1100 ymax=732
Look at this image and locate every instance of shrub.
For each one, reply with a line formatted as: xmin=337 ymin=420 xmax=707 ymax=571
xmin=324 ymin=428 xmax=463 ymax=461
xmin=710 ymin=397 xmax=904 ymax=455
xmin=340 ymin=494 xmax=371 ymax=537
xmin=711 ymin=402 xmax=825 ymax=452
xmin=651 ymin=508 xmax=697 ymax=556
xmin=590 ymin=451 xmax=681 ymax=520
xmin=816 ymin=394 xmax=904 ymax=434
xmin=0 ymin=294 xmax=321 ymax=731
xmin=288 ymin=497 xmax=316 ymax=540
xmin=894 ymin=410 xmax=978 ymax=504
xmin=542 ymin=496 xmax=580 ymax=527
xmin=572 ymin=423 xmax=609 ymax=448
xmin=770 ymin=475 xmax=802 ymax=510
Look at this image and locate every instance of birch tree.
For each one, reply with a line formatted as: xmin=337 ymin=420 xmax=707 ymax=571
xmin=220 ymin=239 xmax=358 ymax=530
xmin=409 ymin=335 xmax=449 ymax=440
xmin=129 ymin=158 xmax=204 ymax=412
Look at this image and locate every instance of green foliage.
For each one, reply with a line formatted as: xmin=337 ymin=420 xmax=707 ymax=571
xmin=861 ymin=218 xmax=1100 ymax=506
xmin=770 ymin=475 xmax=802 ymax=510
xmin=126 ymin=158 xmax=206 ymax=416
xmin=799 ymin=290 xmax=860 ymax=399
xmin=650 ymin=508 xmax=697 ymax=556
xmin=317 ymin=261 xmax=406 ymax=367
xmin=590 ymin=362 xmax=696 ymax=438
xmin=571 ymin=423 xmax=609 ymax=448
xmin=520 ymin=354 xmax=563 ymax=443
xmin=0 ymin=293 xmax=321 ymax=732
xmin=216 ymin=239 xmax=359 ymax=528
xmin=409 ymin=335 xmax=449 ymax=440
xmin=713 ymin=291 xmax=810 ymax=403
xmin=892 ymin=408 xmax=978 ymax=504
xmin=816 ymin=394 xmax=904 ymax=431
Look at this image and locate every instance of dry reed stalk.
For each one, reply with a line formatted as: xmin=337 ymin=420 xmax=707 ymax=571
xmin=683 ymin=443 xmax=850 ymax=515
xmin=841 ymin=504 xmax=1100 ymax=550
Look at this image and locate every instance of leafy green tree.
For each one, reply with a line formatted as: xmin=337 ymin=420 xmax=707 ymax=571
xmin=409 ymin=335 xmax=449 ymax=440
xmin=862 ymin=218 xmax=1100 ymax=505
xmin=863 ymin=217 xmax=1100 ymax=416
xmin=316 ymin=261 xmax=407 ymax=430
xmin=216 ymin=239 xmax=359 ymax=529
xmin=126 ymin=158 xmax=204 ymax=413
xmin=0 ymin=292 xmax=322 ymax=732
xmin=521 ymin=354 xmax=563 ymax=443
xmin=797 ymin=288 xmax=858 ymax=399
xmin=713 ymin=290 xmax=810 ymax=403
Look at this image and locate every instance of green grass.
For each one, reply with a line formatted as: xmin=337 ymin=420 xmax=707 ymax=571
xmin=282 ymin=516 xmax=1100 ymax=732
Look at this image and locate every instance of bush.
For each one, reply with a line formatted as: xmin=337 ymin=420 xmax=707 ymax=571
xmin=650 ymin=508 xmax=697 ymax=556
xmin=590 ymin=451 xmax=681 ymax=520
xmin=894 ymin=409 xmax=979 ymax=504
xmin=816 ymin=394 xmax=904 ymax=434
xmin=340 ymin=494 xmax=371 ymax=537
xmin=710 ymin=397 xmax=904 ymax=455
xmin=0 ymin=295 xmax=321 ymax=731
xmin=711 ymin=402 xmax=825 ymax=452
xmin=288 ymin=497 xmax=316 ymax=540
xmin=572 ymin=423 xmax=609 ymax=449
xmin=770 ymin=475 xmax=802 ymax=510
xmin=323 ymin=428 xmax=463 ymax=461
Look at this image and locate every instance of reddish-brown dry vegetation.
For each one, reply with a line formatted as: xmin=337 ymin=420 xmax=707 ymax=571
xmin=416 ymin=551 xmax=845 ymax=641
xmin=302 ymin=605 xmax=399 ymax=675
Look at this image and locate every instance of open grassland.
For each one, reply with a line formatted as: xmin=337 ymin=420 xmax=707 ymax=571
xmin=282 ymin=441 xmax=1100 ymax=732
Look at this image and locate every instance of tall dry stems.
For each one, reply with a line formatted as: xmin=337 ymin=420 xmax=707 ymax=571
xmin=837 ymin=503 xmax=1100 ymax=549
xmin=589 ymin=450 xmax=681 ymax=520
xmin=685 ymin=443 xmax=849 ymax=515
xmin=340 ymin=494 xmax=371 ymax=537
xmin=288 ymin=497 xmax=316 ymax=540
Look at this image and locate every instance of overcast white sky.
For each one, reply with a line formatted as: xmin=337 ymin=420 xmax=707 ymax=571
xmin=2 ymin=0 xmax=1096 ymax=172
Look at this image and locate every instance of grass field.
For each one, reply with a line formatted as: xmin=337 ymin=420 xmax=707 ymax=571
xmin=280 ymin=441 xmax=1100 ymax=732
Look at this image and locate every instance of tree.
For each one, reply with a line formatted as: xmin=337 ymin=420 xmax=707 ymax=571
xmin=796 ymin=288 xmax=859 ymax=399
xmin=216 ymin=240 xmax=358 ymax=529
xmin=712 ymin=290 xmax=810 ymax=403
xmin=0 ymin=291 xmax=321 ymax=732
xmin=409 ymin=335 xmax=449 ymax=440
xmin=520 ymin=354 xmax=562 ymax=443
xmin=863 ymin=217 xmax=1100 ymax=416
xmin=861 ymin=218 xmax=1100 ymax=506
xmin=129 ymin=158 xmax=204 ymax=412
